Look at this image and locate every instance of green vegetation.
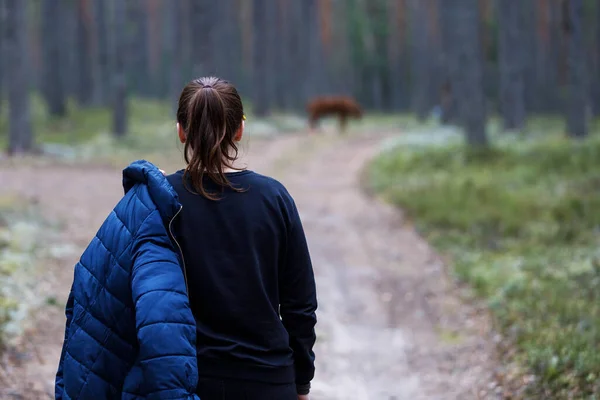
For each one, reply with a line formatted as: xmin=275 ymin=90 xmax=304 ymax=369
xmin=0 ymin=96 xmax=173 ymax=147
xmin=0 ymin=196 xmax=42 ymax=346
xmin=1 ymin=96 xmax=414 ymax=165
xmin=368 ymin=127 xmax=600 ymax=397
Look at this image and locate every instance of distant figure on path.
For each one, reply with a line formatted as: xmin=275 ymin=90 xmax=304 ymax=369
xmin=307 ymin=95 xmax=363 ymax=134
xmin=55 ymin=77 xmax=318 ymax=400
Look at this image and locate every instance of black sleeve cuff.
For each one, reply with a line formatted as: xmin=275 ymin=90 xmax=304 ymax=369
xmin=296 ymin=383 xmax=311 ymax=395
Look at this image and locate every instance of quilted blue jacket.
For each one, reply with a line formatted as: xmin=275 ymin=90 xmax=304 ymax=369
xmin=55 ymin=160 xmax=200 ymax=400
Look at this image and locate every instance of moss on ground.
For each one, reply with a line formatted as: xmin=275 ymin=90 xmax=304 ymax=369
xmin=369 ymin=126 xmax=600 ymax=398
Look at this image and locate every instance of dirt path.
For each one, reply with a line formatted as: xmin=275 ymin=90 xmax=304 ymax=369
xmin=0 ymin=132 xmax=498 ymax=399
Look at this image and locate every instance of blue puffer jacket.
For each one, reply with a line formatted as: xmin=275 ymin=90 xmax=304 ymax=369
xmin=55 ymin=160 xmax=200 ymax=400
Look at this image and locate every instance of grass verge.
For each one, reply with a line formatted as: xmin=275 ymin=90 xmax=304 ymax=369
xmin=368 ymin=129 xmax=600 ymax=398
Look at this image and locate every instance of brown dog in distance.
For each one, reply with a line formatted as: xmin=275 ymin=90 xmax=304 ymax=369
xmin=306 ymin=96 xmax=363 ymax=133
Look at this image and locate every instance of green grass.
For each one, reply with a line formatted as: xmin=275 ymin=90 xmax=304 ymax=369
xmin=368 ymin=127 xmax=600 ymax=398
xmin=1 ymin=94 xmax=415 ymax=151
xmin=0 ymin=95 xmax=174 ymax=147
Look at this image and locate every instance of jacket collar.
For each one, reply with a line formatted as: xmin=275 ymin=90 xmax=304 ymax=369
xmin=122 ymin=160 xmax=181 ymax=220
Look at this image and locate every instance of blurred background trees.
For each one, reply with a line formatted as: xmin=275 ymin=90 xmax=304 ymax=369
xmin=0 ymin=0 xmax=599 ymax=151
xmin=1 ymin=2 xmax=600 ymax=397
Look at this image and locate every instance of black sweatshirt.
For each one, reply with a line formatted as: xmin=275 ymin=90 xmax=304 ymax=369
xmin=167 ymin=170 xmax=317 ymax=394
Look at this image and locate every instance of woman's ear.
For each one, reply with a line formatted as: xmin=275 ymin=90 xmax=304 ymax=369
xmin=234 ymin=120 xmax=245 ymax=142
xmin=177 ymin=123 xmax=186 ymax=143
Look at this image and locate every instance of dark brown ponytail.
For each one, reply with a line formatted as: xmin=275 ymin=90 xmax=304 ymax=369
xmin=176 ymin=77 xmax=245 ymax=200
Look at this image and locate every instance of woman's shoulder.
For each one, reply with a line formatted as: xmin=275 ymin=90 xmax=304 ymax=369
xmin=239 ymin=171 xmax=292 ymax=197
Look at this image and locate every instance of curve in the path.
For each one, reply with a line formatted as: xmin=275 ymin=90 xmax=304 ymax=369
xmin=266 ymin=134 xmax=498 ymax=400
xmin=0 ymin=132 xmax=498 ymax=400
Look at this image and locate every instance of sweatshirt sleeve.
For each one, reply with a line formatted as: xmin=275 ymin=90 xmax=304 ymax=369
xmin=279 ymin=198 xmax=318 ymax=394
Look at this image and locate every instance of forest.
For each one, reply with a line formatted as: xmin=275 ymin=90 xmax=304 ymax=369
xmin=1 ymin=0 xmax=600 ymax=399
xmin=0 ymin=0 xmax=598 ymax=148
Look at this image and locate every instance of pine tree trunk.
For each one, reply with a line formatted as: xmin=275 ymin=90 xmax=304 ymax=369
xmin=520 ymin=0 xmax=538 ymax=113
xmin=92 ymin=0 xmax=110 ymax=106
xmin=214 ymin=0 xmax=240 ymax=82
xmin=76 ymin=0 xmax=94 ymax=106
xmin=252 ymin=0 xmax=270 ymax=116
xmin=594 ymin=0 xmax=600 ymax=115
xmin=0 ymin=0 xmax=5 ymax=115
xmin=446 ymin=0 xmax=488 ymax=146
xmin=534 ymin=0 xmax=561 ymax=113
xmin=294 ymin=0 xmax=314 ymax=104
xmin=306 ymin=0 xmax=325 ymax=100
xmin=363 ymin=0 xmax=386 ymax=110
xmin=409 ymin=0 xmax=434 ymax=120
xmin=387 ymin=0 xmax=408 ymax=112
xmin=330 ymin=0 xmax=355 ymax=99
xmin=168 ymin=0 xmax=183 ymax=115
xmin=274 ymin=0 xmax=291 ymax=110
xmin=127 ymin=0 xmax=151 ymax=97
xmin=190 ymin=0 xmax=215 ymax=78
xmin=112 ymin=0 xmax=128 ymax=137
xmin=62 ymin=0 xmax=78 ymax=99
xmin=41 ymin=0 xmax=67 ymax=117
xmin=437 ymin=0 xmax=457 ymax=124
xmin=497 ymin=0 xmax=526 ymax=131
xmin=548 ymin=0 xmax=564 ymax=113
xmin=238 ymin=0 xmax=253 ymax=95
xmin=288 ymin=0 xmax=310 ymax=109
xmin=5 ymin=0 xmax=34 ymax=153
xmin=563 ymin=0 xmax=588 ymax=137
xmin=264 ymin=0 xmax=279 ymax=109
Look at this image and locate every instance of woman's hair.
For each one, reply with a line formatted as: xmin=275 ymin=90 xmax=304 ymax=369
xmin=176 ymin=77 xmax=245 ymax=200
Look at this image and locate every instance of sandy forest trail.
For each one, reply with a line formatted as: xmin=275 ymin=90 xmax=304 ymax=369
xmin=0 ymin=131 xmax=499 ymax=399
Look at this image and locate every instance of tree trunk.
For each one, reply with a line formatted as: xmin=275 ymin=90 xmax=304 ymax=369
xmin=288 ymin=0 xmax=310 ymax=109
xmin=252 ymin=0 xmax=271 ymax=116
xmin=263 ymin=0 xmax=281 ymax=110
xmin=306 ymin=0 xmax=325 ymax=99
xmin=437 ymin=0 xmax=458 ymax=124
xmin=127 ymin=0 xmax=151 ymax=97
xmin=274 ymin=0 xmax=291 ymax=110
xmin=549 ymin=0 xmax=565 ymax=113
xmin=329 ymin=0 xmax=355 ymax=99
xmin=238 ymin=0 xmax=253 ymax=95
xmin=594 ymin=0 xmax=600 ymax=115
xmin=409 ymin=0 xmax=434 ymax=120
xmin=445 ymin=0 xmax=488 ymax=146
xmin=41 ymin=0 xmax=67 ymax=117
xmin=362 ymin=0 xmax=387 ymax=110
xmin=190 ymin=0 xmax=215 ymax=78
xmin=480 ymin=0 xmax=497 ymax=113
xmin=147 ymin=0 xmax=162 ymax=94
xmin=62 ymin=0 xmax=78 ymax=99
xmin=76 ymin=0 xmax=94 ymax=106
xmin=92 ymin=0 xmax=110 ymax=106
xmin=168 ymin=0 xmax=184 ymax=115
xmin=5 ymin=0 xmax=34 ymax=153
xmin=214 ymin=0 xmax=238 ymax=81
xmin=387 ymin=0 xmax=409 ymax=112
xmin=292 ymin=0 xmax=315 ymax=105
xmin=534 ymin=0 xmax=561 ymax=113
xmin=563 ymin=0 xmax=588 ymax=138
xmin=497 ymin=0 xmax=526 ymax=131
xmin=0 ymin=0 xmax=5 ymax=115
xmin=521 ymin=0 xmax=538 ymax=113
xmin=112 ymin=0 xmax=128 ymax=137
